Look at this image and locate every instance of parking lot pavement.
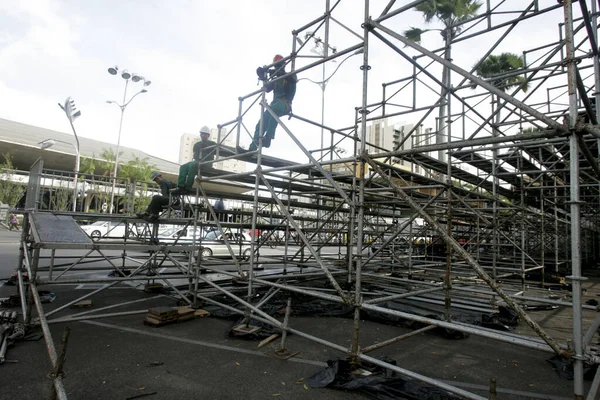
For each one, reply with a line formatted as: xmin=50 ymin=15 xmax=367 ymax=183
xmin=0 ymin=227 xmax=585 ymax=400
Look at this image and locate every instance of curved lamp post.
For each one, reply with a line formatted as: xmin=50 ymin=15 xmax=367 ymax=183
xmin=38 ymin=137 xmax=81 ymax=212
xmin=106 ymin=65 xmax=151 ymax=214
xmin=47 ymin=97 xmax=82 ymax=212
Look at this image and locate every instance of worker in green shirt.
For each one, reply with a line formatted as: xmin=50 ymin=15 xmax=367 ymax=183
xmin=138 ymin=172 xmax=176 ymax=220
xmin=173 ymin=126 xmax=217 ymax=195
xmin=238 ymin=54 xmax=297 ymax=152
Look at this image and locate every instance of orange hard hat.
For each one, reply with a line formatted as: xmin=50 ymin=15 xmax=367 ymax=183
xmin=273 ymin=54 xmax=284 ymax=63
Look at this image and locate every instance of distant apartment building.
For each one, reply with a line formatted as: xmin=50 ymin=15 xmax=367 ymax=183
xmin=365 ymin=118 xmax=432 ymax=175
xmin=178 ymin=128 xmax=244 ymax=173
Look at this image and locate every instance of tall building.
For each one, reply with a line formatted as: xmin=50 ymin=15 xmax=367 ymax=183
xmin=365 ymin=118 xmax=395 ymax=156
xmin=178 ymin=128 xmax=244 ymax=173
xmin=365 ymin=118 xmax=432 ymax=175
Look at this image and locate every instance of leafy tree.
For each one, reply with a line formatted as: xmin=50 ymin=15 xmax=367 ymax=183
xmin=77 ymin=156 xmax=107 ymax=212
xmin=475 ymin=53 xmax=528 ymax=93
xmin=74 ymin=149 xmax=156 ymax=214
xmin=79 ymin=156 xmax=98 ymax=177
xmin=404 ymin=0 xmax=482 ymax=163
xmin=117 ymin=154 xmax=156 ymax=214
xmin=119 ymin=155 xmax=154 ymax=182
xmin=49 ymin=187 xmax=72 ymax=211
xmin=404 ymin=0 xmax=483 ymax=43
xmin=0 ymin=153 xmax=26 ymax=209
xmin=99 ymin=148 xmax=122 ymax=178
xmin=475 ymin=52 xmax=528 ymax=130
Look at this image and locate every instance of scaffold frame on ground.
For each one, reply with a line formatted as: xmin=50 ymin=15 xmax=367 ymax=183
xmin=13 ymin=1 xmax=600 ymax=399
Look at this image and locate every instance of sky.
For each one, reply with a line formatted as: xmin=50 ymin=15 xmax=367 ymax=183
xmin=0 ymin=1 xmax=580 ymax=165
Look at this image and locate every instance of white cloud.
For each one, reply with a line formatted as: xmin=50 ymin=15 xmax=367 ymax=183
xmin=0 ymin=1 xmax=586 ymax=165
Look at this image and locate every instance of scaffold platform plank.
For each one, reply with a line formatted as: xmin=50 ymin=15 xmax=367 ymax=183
xmin=408 ymin=152 xmax=514 ymax=198
xmin=31 ymin=213 xmax=93 ymax=244
xmin=452 ymin=150 xmax=522 ymax=187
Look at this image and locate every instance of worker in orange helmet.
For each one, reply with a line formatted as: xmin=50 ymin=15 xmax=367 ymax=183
xmin=238 ymin=54 xmax=297 ymax=152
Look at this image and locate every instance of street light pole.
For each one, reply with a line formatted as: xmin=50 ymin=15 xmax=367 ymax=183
xmin=321 ymin=0 xmax=330 ymax=163
xmin=57 ymin=97 xmax=81 ymax=212
xmin=106 ymin=66 xmax=150 ymax=214
xmin=108 ymin=79 xmax=129 ymax=214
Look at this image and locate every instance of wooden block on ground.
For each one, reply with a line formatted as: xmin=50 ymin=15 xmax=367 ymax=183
xmin=232 ymin=324 xmax=262 ymax=334
xmin=177 ymin=306 xmax=195 ymax=317
xmin=144 ymin=316 xmax=177 ymax=327
xmin=144 ymin=283 xmax=164 ymax=293
xmin=71 ymin=299 xmax=92 ymax=308
xmin=177 ymin=314 xmax=195 ymax=323
xmin=194 ymin=309 xmax=211 ymax=318
xmin=148 ymin=306 xmax=177 ymax=318
xmin=257 ymin=334 xmax=280 ymax=349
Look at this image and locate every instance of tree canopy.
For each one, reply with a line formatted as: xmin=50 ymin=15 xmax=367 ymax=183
xmin=404 ymin=0 xmax=483 ymax=43
xmin=475 ymin=52 xmax=528 ymax=93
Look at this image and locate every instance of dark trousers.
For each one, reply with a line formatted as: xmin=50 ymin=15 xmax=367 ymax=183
xmin=250 ymin=99 xmax=290 ymax=151
xmin=147 ymin=195 xmax=170 ymax=215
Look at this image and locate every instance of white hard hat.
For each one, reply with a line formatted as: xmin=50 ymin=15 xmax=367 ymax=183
xmin=200 ymin=126 xmax=211 ymax=136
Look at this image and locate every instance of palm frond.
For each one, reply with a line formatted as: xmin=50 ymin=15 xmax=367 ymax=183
xmin=475 ymin=52 xmax=528 ymax=92
xmin=415 ymin=1 xmax=438 ymax=23
xmin=404 ymin=27 xmax=427 ymax=44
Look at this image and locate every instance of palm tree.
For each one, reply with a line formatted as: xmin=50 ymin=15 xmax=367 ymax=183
xmin=404 ymin=0 xmax=483 ymax=163
xmin=117 ymin=154 xmax=156 ymax=213
xmin=475 ymin=52 xmax=527 ymax=93
xmin=78 ymin=156 xmax=97 ymax=178
xmin=475 ymin=52 xmax=528 ymax=128
xmin=99 ymin=148 xmax=122 ymax=178
xmin=475 ymin=53 xmax=527 ymax=280
xmin=119 ymin=154 xmax=154 ymax=182
xmin=404 ymin=0 xmax=483 ymax=44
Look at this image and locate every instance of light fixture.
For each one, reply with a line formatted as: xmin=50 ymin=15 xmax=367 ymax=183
xmin=131 ymin=74 xmax=142 ymax=83
xmin=39 ymin=139 xmax=56 ymax=150
xmin=108 ymin=65 xmax=118 ymax=75
xmin=143 ymin=79 xmax=151 ymax=86
xmin=121 ymin=69 xmax=131 ymax=80
xmin=141 ymin=89 xmax=148 ymax=93
xmin=106 ymin=100 xmax=115 ymax=104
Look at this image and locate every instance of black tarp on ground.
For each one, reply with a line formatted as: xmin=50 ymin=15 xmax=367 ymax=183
xmin=547 ymin=355 xmax=599 ymax=381
xmin=197 ymin=288 xmax=525 ymax=340
xmin=308 ymin=357 xmax=461 ymax=400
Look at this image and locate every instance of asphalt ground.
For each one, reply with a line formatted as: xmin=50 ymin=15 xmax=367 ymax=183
xmin=0 ymin=226 xmax=590 ymax=400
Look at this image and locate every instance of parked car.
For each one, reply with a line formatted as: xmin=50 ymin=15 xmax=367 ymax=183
xmin=80 ymin=221 xmax=129 ymax=241
xmin=157 ymin=227 xmax=253 ymax=260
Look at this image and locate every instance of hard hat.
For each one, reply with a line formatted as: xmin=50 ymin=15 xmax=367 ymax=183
xmin=273 ymin=54 xmax=284 ymax=63
xmin=200 ymin=126 xmax=211 ymax=136
xmin=150 ymin=171 xmax=161 ymax=181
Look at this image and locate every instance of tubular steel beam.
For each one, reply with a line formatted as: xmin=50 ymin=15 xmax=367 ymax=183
xmin=363 ymin=154 xmax=567 ymax=357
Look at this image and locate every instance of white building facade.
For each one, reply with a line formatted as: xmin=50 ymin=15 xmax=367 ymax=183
xmin=365 ymin=118 xmax=432 ymax=175
xmin=178 ymin=128 xmax=244 ymax=173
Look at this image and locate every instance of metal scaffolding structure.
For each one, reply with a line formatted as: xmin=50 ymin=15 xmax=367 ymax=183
xmin=14 ymin=1 xmax=600 ymax=399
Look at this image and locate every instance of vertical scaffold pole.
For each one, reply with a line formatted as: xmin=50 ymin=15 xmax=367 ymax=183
xmin=563 ymin=0 xmax=584 ymax=398
xmin=245 ymin=90 xmax=267 ymax=325
xmin=350 ymin=0 xmax=370 ymax=365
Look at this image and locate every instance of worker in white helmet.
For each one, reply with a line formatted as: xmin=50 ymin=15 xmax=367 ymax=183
xmin=173 ymin=126 xmax=216 ymax=195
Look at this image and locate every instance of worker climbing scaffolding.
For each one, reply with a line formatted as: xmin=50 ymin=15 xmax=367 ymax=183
xmin=238 ymin=54 xmax=297 ymax=152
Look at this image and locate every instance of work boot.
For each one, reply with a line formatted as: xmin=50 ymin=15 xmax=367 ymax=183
xmin=147 ymin=213 xmax=159 ymax=221
xmin=136 ymin=212 xmax=150 ymax=219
